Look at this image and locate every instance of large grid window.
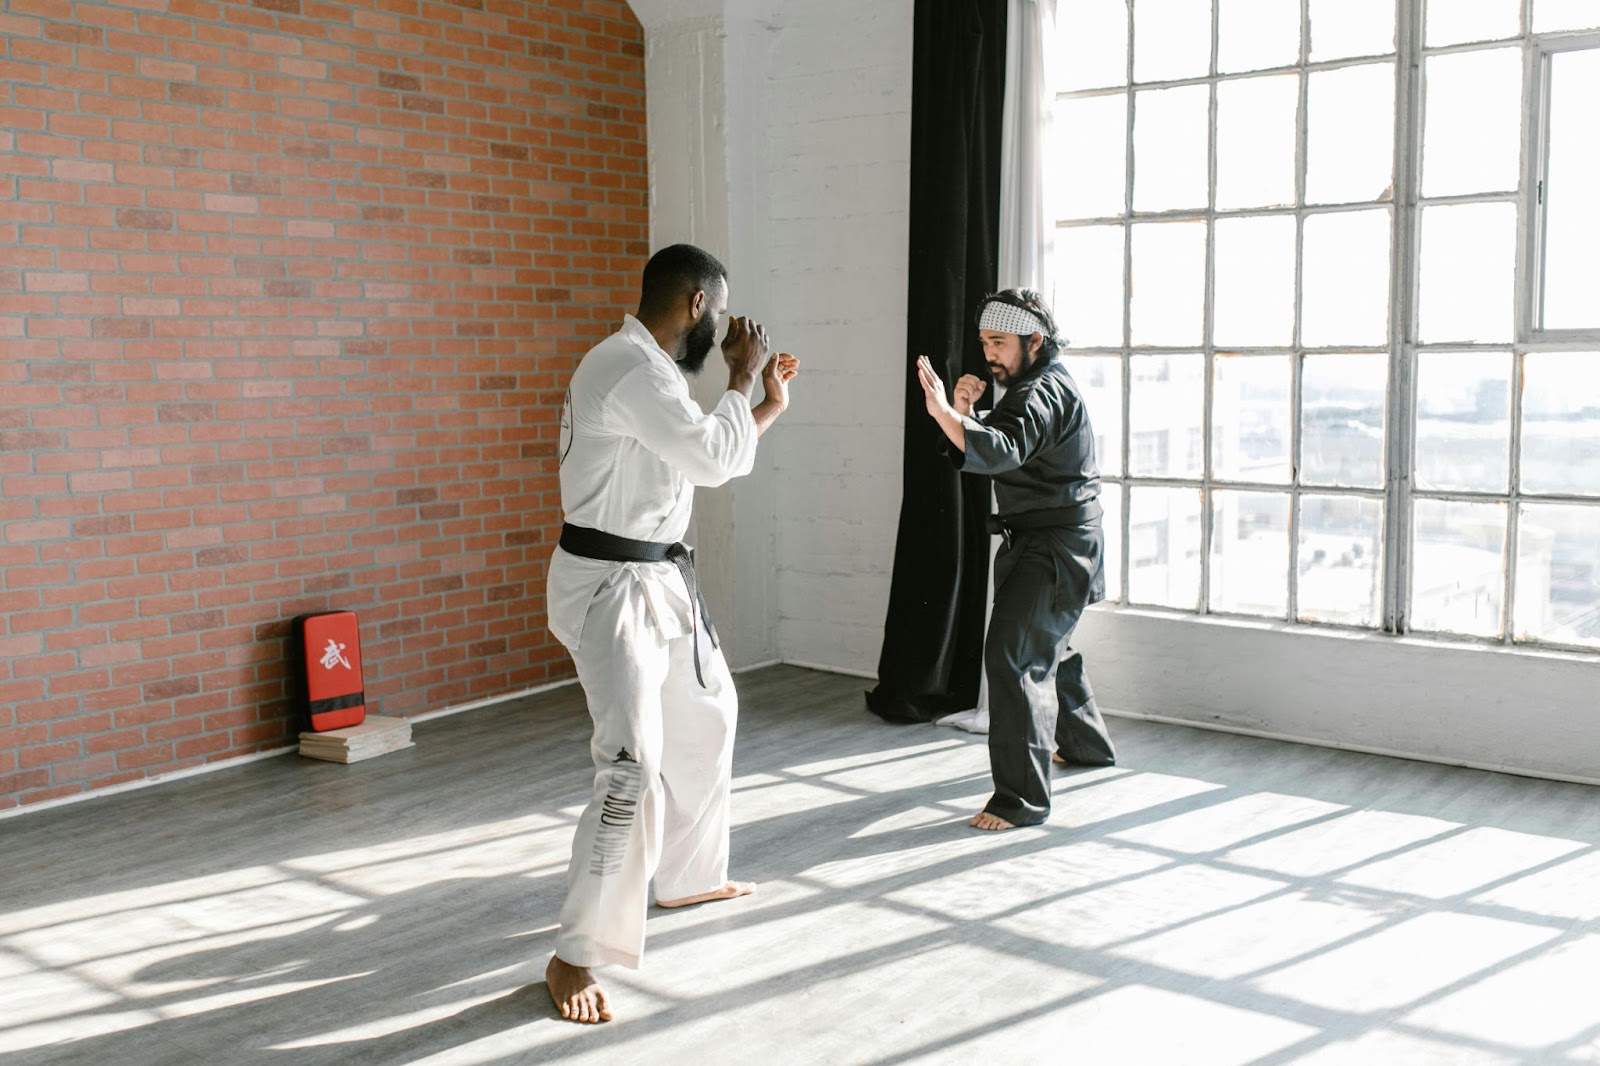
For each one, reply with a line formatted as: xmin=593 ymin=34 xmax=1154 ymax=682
xmin=1049 ymin=0 xmax=1600 ymax=650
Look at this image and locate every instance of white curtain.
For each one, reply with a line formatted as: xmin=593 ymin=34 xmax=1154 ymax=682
xmin=998 ymin=0 xmax=1057 ymax=292
xmin=941 ymin=0 xmax=1058 ymax=733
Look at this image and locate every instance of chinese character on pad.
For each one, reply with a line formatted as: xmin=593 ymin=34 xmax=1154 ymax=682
xmin=320 ymin=639 xmax=351 ymax=671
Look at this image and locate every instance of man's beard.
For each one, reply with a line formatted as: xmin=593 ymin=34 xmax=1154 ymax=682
xmin=988 ymin=340 xmax=1040 ymax=386
xmin=676 ymin=311 xmax=718 ymax=375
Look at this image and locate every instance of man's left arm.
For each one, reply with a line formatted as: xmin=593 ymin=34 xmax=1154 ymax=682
xmin=752 ymin=352 xmax=800 ymax=437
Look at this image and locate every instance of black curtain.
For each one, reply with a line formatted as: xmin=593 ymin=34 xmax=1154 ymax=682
xmin=866 ymin=0 xmax=1007 ymax=724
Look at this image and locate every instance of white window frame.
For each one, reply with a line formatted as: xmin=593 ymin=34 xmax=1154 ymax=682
xmin=1522 ymin=29 xmax=1600 ymax=344
xmin=1053 ymin=0 xmax=1600 ymax=654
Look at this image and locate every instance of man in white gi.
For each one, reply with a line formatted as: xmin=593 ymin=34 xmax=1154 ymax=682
xmin=544 ymin=243 xmax=799 ymax=1023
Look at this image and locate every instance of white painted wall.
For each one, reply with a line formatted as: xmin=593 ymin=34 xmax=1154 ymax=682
xmin=633 ymin=0 xmax=784 ymax=668
xmin=1073 ymin=609 xmax=1600 ymax=785
xmin=758 ymin=0 xmax=914 ymax=675
xmin=633 ymin=0 xmax=1599 ymax=782
xmin=632 ymin=0 xmax=912 ymax=673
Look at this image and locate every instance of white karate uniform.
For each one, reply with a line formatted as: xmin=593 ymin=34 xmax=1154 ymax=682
xmin=547 ymin=315 xmax=757 ymax=969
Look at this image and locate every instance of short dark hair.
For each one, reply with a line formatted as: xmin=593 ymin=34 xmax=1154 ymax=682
xmin=638 ymin=243 xmax=727 ymax=316
xmin=975 ymin=288 xmax=1064 ymax=364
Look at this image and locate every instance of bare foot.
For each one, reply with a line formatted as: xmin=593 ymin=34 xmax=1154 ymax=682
xmin=1053 ymin=751 xmax=1115 ymax=767
xmin=546 ymin=955 xmax=612 ymax=1023
xmin=969 ymin=811 xmax=1017 ymax=831
xmin=655 ymin=880 xmax=757 ymax=909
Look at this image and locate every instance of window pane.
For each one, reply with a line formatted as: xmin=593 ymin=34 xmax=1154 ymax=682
xmin=1309 ymin=0 xmax=1396 ymax=61
xmin=1213 ymin=353 xmax=1292 ymax=483
xmin=1056 ymin=225 xmax=1126 ymax=349
xmin=1133 ymin=85 xmax=1210 ymax=212
xmin=1534 ymin=0 xmax=1600 ymax=33
xmin=1063 ymin=355 xmax=1125 ymax=477
xmin=1297 ymin=494 xmax=1384 ymax=626
xmin=1131 ymin=221 xmax=1207 ymax=346
xmin=1306 ymin=62 xmax=1396 ymax=204
xmin=1061 ymin=0 xmax=1130 ymax=91
xmin=1211 ymin=490 xmax=1290 ymax=616
xmin=1301 ymin=210 xmax=1391 ymax=347
xmin=1218 ymin=0 xmax=1301 ymax=74
xmin=1214 ymin=215 xmax=1296 ymax=347
xmin=1411 ymin=499 xmax=1507 ymax=638
xmin=1301 ymin=353 xmax=1386 ymax=487
xmin=1418 ymin=202 xmax=1516 ymax=344
xmin=1129 ymin=485 xmax=1203 ymax=609
xmin=1421 ymin=49 xmax=1522 ymax=198
xmin=1426 ymin=0 xmax=1520 ymax=46
xmin=1058 ymin=93 xmax=1128 ymax=220
xmin=1129 ymin=353 xmax=1205 ymax=478
xmin=1542 ymin=48 xmax=1600 ymax=331
xmin=1414 ymin=350 xmax=1512 ymax=493
xmin=1216 ymin=74 xmax=1299 ymax=210
xmin=1134 ymin=0 xmax=1213 ymax=84
xmin=1520 ymin=352 xmax=1600 ymax=496
xmin=1101 ymin=481 xmax=1124 ymax=601
xmin=1515 ymin=503 xmax=1600 ymax=647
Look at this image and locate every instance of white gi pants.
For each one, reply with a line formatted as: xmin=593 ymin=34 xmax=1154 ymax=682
xmin=553 ymin=566 xmax=737 ymax=970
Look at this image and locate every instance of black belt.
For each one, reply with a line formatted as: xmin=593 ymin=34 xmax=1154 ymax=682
xmin=987 ymin=500 xmax=1103 ymax=543
xmin=558 ymin=523 xmax=718 ymax=687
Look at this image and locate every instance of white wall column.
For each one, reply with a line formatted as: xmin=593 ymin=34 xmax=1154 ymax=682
xmin=632 ymin=0 xmax=781 ymax=668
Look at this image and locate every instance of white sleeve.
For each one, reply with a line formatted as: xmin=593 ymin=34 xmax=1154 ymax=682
xmin=605 ymin=362 xmax=758 ymax=487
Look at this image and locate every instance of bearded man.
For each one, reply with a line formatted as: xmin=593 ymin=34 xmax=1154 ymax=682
xmin=915 ymin=288 xmax=1114 ymax=831
xmin=544 ymin=243 xmax=799 ymax=1020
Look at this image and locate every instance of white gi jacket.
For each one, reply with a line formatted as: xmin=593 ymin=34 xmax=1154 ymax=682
xmin=547 ymin=315 xmax=758 ymax=651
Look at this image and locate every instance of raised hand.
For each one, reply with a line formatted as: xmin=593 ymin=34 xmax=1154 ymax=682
xmin=762 ymin=352 xmax=799 ymax=411
xmin=915 ymin=356 xmax=953 ymax=420
xmin=952 ymin=373 xmax=987 ymax=416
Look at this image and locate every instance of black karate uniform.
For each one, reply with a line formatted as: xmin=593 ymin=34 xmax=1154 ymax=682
xmin=948 ymin=355 xmax=1116 ymax=827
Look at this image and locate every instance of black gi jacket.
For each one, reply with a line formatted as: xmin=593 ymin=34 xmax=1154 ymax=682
xmin=946 ymin=356 xmax=1102 ymax=515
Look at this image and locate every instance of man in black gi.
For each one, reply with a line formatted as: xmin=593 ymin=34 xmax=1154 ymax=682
xmin=914 ymin=288 xmax=1115 ymax=830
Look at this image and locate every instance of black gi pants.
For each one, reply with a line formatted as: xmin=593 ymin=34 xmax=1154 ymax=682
xmin=983 ymin=524 xmax=1115 ymax=827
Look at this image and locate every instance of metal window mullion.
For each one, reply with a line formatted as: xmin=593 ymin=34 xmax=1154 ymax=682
xmin=1059 ymin=199 xmax=1414 ymax=228
xmin=1383 ymin=0 xmax=1423 ymax=635
xmin=1505 ymin=36 xmax=1544 ymax=640
xmin=1200 ymin=1 xmax=1220 ymax=616
xmin=1288 ymin=0 xmax=1310 ymax=624
xmin=1141 ymin=476 xmax=1381 ymax=495
xmin=1411 ymin=487 xmax=1600 ymax=505
xmin=1420 ymin=36 xmax=1531 ymax=58
xmin=1529 ymin=327 xmax=1600 ymax=345
xmin=1505 ymin=346 xmax=1526 ymax=643
xmin=1060 ymin=50 xmax=1411 ymax=98
xmin=1523 ymin=43 xmax=1553 ymax=340
xmin=1120 ymin=3 xmax=1135 ymax=606
xmin=1417 ymin=190 xmax=1522 ymax=208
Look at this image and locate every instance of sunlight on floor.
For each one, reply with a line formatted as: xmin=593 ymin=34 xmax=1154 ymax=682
xmin=4 ymin=692 xmax=1598 ymax=1064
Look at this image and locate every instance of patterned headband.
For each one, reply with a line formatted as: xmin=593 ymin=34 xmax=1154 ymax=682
xmin=977 ymin=300 xmax=1050 ymax=337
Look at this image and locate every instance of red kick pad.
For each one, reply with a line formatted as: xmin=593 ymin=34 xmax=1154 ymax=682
xmin=295 ymin=611 xmax=367 ymax=732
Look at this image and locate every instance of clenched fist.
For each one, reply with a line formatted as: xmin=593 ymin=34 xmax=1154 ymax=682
xmin=721 ymin=316 xmax=769 ymax=382
xmin=952 ymin=374 xmax=987 ymax=416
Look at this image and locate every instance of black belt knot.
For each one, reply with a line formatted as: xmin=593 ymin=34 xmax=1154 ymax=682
xmin=558 ymin=523 xmax=719 ymax=687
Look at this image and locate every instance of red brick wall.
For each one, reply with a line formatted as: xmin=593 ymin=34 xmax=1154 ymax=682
xmin=0 ymin=0 xmax=646 ymax=810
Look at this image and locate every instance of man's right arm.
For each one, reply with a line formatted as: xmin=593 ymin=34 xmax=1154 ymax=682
xmin=608 ymin=363 xmax=758 ymax=487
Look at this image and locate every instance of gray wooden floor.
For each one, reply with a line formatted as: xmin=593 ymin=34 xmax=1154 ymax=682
xmin=2 ymin=665 xmax=1597 ymax=1065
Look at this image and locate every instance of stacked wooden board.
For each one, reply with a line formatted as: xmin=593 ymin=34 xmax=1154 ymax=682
xmin=298 ymin=715 xmax=413 ymax=764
